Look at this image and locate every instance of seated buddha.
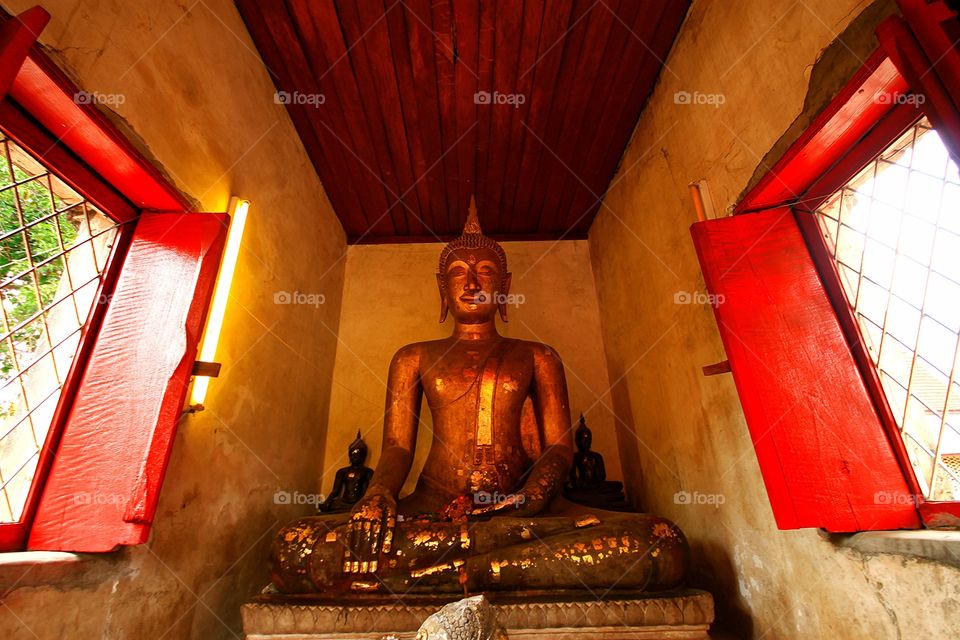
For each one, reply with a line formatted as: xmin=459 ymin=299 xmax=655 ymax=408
xmin=564 ymin=414 xmax=629 ymax=510
xmin=317 ymin=431 xmax=374 ymax=513
xmin=270 ymin=199 xmax=688 ymax=595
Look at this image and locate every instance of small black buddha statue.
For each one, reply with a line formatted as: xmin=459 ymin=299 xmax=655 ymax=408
xmin=563 ymin=414 xmax=629 ymax=510
xmin=318 ymin=431 xmax=374 ymax=513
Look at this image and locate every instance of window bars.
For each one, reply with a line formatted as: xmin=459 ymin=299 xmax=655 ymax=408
xmin=0 ymin=134 xmax=120 ymax=522
xmin=816 ymin=117 xmax=960 ymax=502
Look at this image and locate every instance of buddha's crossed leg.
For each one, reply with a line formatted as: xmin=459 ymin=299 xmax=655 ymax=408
xmin=270 ymin=512 xmax=687 ymax=594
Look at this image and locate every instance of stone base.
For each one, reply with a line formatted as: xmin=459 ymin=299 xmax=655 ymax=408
xmin=241 ymin=589 xmax=714 ymax=639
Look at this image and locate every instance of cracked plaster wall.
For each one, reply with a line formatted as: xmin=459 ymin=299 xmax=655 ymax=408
xmin=0 ymin=1 xmax=346 ymax=638
xmin=588 ymin=0 xmax=960 ymax=637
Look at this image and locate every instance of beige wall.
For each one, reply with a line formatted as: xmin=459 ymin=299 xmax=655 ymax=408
xmin=589 ymin=0 xmax=960 ymax=637
xmin=324 ymin=240 xmax=620 ymax=499
xmin=3 ymin=1 xmax=959 ymax=639
xmin=0 ymin=1 xmax=346 ymax=639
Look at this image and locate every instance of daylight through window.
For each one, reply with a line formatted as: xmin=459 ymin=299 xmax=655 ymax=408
xmin=815 ymin=117 xmax=960 ymax=501
xmin=0 ymin=134 xmax=120 ymax=522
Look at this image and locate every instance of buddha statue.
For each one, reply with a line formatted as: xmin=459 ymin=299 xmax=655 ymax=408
xmin=564 ymin=414 xmax=629 ymax=510
xmin=270 ymin=198 xmax=688 ymax=595
xmin=318 ymin=431 xmax=374 ymax=513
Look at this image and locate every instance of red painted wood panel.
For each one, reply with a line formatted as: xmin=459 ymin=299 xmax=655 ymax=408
xmin=0 ymin=101 xmax=139 ymax=221
xmin=736 ymin=50 xmax=909 ymax=215
xmin=235 ymin=0 xmax=690 ymax=241
xmin=898 ymin=0 xmax=960 ymax=106
xmin=0 ymin=9 xmax=187 ymax=217
xmin=878 ymin=14 xmax=960 ymax=163
xmin=691 ymin=209 xmax=920 ymax=532
xmin=28 ymin=213 xmax=227 ymax=551
xmin=0 ymin=6 xmax=48 ymax=98
xmin=8 ymin=57 xmax=189 ymax=216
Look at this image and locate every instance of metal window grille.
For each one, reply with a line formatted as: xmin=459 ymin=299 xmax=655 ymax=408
xmin=815 ymin=117 xmax=960 ymax=502
xmin=0 ymin=134 xmax=120 ymax=522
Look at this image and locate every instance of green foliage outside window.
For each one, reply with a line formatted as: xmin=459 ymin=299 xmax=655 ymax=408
xmin=0 ymin=159 xmax=79 ymax=383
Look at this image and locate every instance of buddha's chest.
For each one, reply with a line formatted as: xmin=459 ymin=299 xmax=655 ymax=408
xmin=420 ymin=344 xmax=533 ymax=418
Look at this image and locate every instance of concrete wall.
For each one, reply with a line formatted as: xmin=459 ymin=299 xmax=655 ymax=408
xmin=588 ymin=0 xmax=960 ymax=637
xmin=0 ymin=0 xmax=346 ymax=638
xmin=324 ymin=240 xmax=620 ymax=499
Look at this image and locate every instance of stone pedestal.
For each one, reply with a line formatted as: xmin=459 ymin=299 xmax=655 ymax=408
xmin=241 ymin=589 xmax=714 ymax=639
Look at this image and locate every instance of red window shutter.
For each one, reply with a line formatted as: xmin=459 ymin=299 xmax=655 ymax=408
xmin=27 ymin=213 xmax=228 ymax=551
xmin=877 ymin=2 xmax=960 ymax=161
xmin=0 ymin=7 xmax=48 ymax=98
xmin=691 ymin=208 xmax=921 ymax=532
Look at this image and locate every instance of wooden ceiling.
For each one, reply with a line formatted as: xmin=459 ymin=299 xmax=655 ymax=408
xmin=235 ymin=1 xmax=689 ymax=243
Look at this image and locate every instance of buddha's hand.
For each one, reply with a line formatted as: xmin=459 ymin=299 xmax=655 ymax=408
xmin=344 ymin=490 xmax=396 ymax=573
xmin=469 ymin=488 xmax=548 ymax=519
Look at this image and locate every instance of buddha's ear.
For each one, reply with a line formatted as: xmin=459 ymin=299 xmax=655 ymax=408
xmin=498 ymin=272 xmax=512 ymax=323
xmin=436 ymin=273 xmax=448 ymax=323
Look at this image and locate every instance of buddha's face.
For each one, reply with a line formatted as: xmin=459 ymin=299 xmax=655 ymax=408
xmin=439 ymin=247 xmax=511 ymax=324
xmin=349 ymin=445 xmax=365 ymax=466
xmin=575 ymin=428 xmax=592 ymax=452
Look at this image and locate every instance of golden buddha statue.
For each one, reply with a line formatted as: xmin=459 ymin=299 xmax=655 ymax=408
xmin=270 ymin=198 xmax=688 ymax=595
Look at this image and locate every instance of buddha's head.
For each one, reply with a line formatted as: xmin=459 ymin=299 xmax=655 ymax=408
xmin=574 ymin=414 xmax=592 ymax=452
xmin=437 ymin=196 xmax=512 ymax=324
xmin=348 ymin=430 xmax=367 ymax=466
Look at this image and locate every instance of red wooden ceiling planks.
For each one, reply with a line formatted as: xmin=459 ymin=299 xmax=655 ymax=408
xmin=387 ymin=1 xmax=437 ymax=237
xmin=473 ymin=0 xmax=496 ymax=227
xmin=344 ymin=0 xmax=421 ymax=236
xmin=567 ymin=0 xmax=685 ymax=236
xmin=495 ymin=0 xmax=545 ymax=234
xmin=432 ymin=0 xmax=462 ymax=233
xmin=525 ymin=0 xmax=596 ymax=235
xmin=321 ymin=0 xmax=402 ymax=237
xmin=404 ymin=0 xmax=451 ymax=238
xmin=234 ymin=0 xmax=689 ymax=241
xmin=508 ymin=0 xmax=577 ymax=235
xmin=539 ymin=0 xmax=627 ymax=236
xmin=554 ymin=0 xmax=644 ymax=233
xmin=483 ymin=0 xmax=524 ymax=236
xmin=238 ymin=0 xmax=372 ymax=234
xmin=288 ymin=0 xmax=394 ymax=238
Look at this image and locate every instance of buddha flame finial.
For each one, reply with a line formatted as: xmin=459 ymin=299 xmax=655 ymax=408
xmin=438 ymin=195 xmax=506 ymax=275
xmin=463 ymin=194 xmax=482 ymax=235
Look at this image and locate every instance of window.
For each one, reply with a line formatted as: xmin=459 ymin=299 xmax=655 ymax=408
xmin=692 ymin=0 xmax=960 ymax=531
xmin=0 ymin=7 xmax=229 ymax=552
xmin=814 ymin=118 xmax=960 ymax=503
xmin=0 ymin=134 xmax=121 ymax=523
